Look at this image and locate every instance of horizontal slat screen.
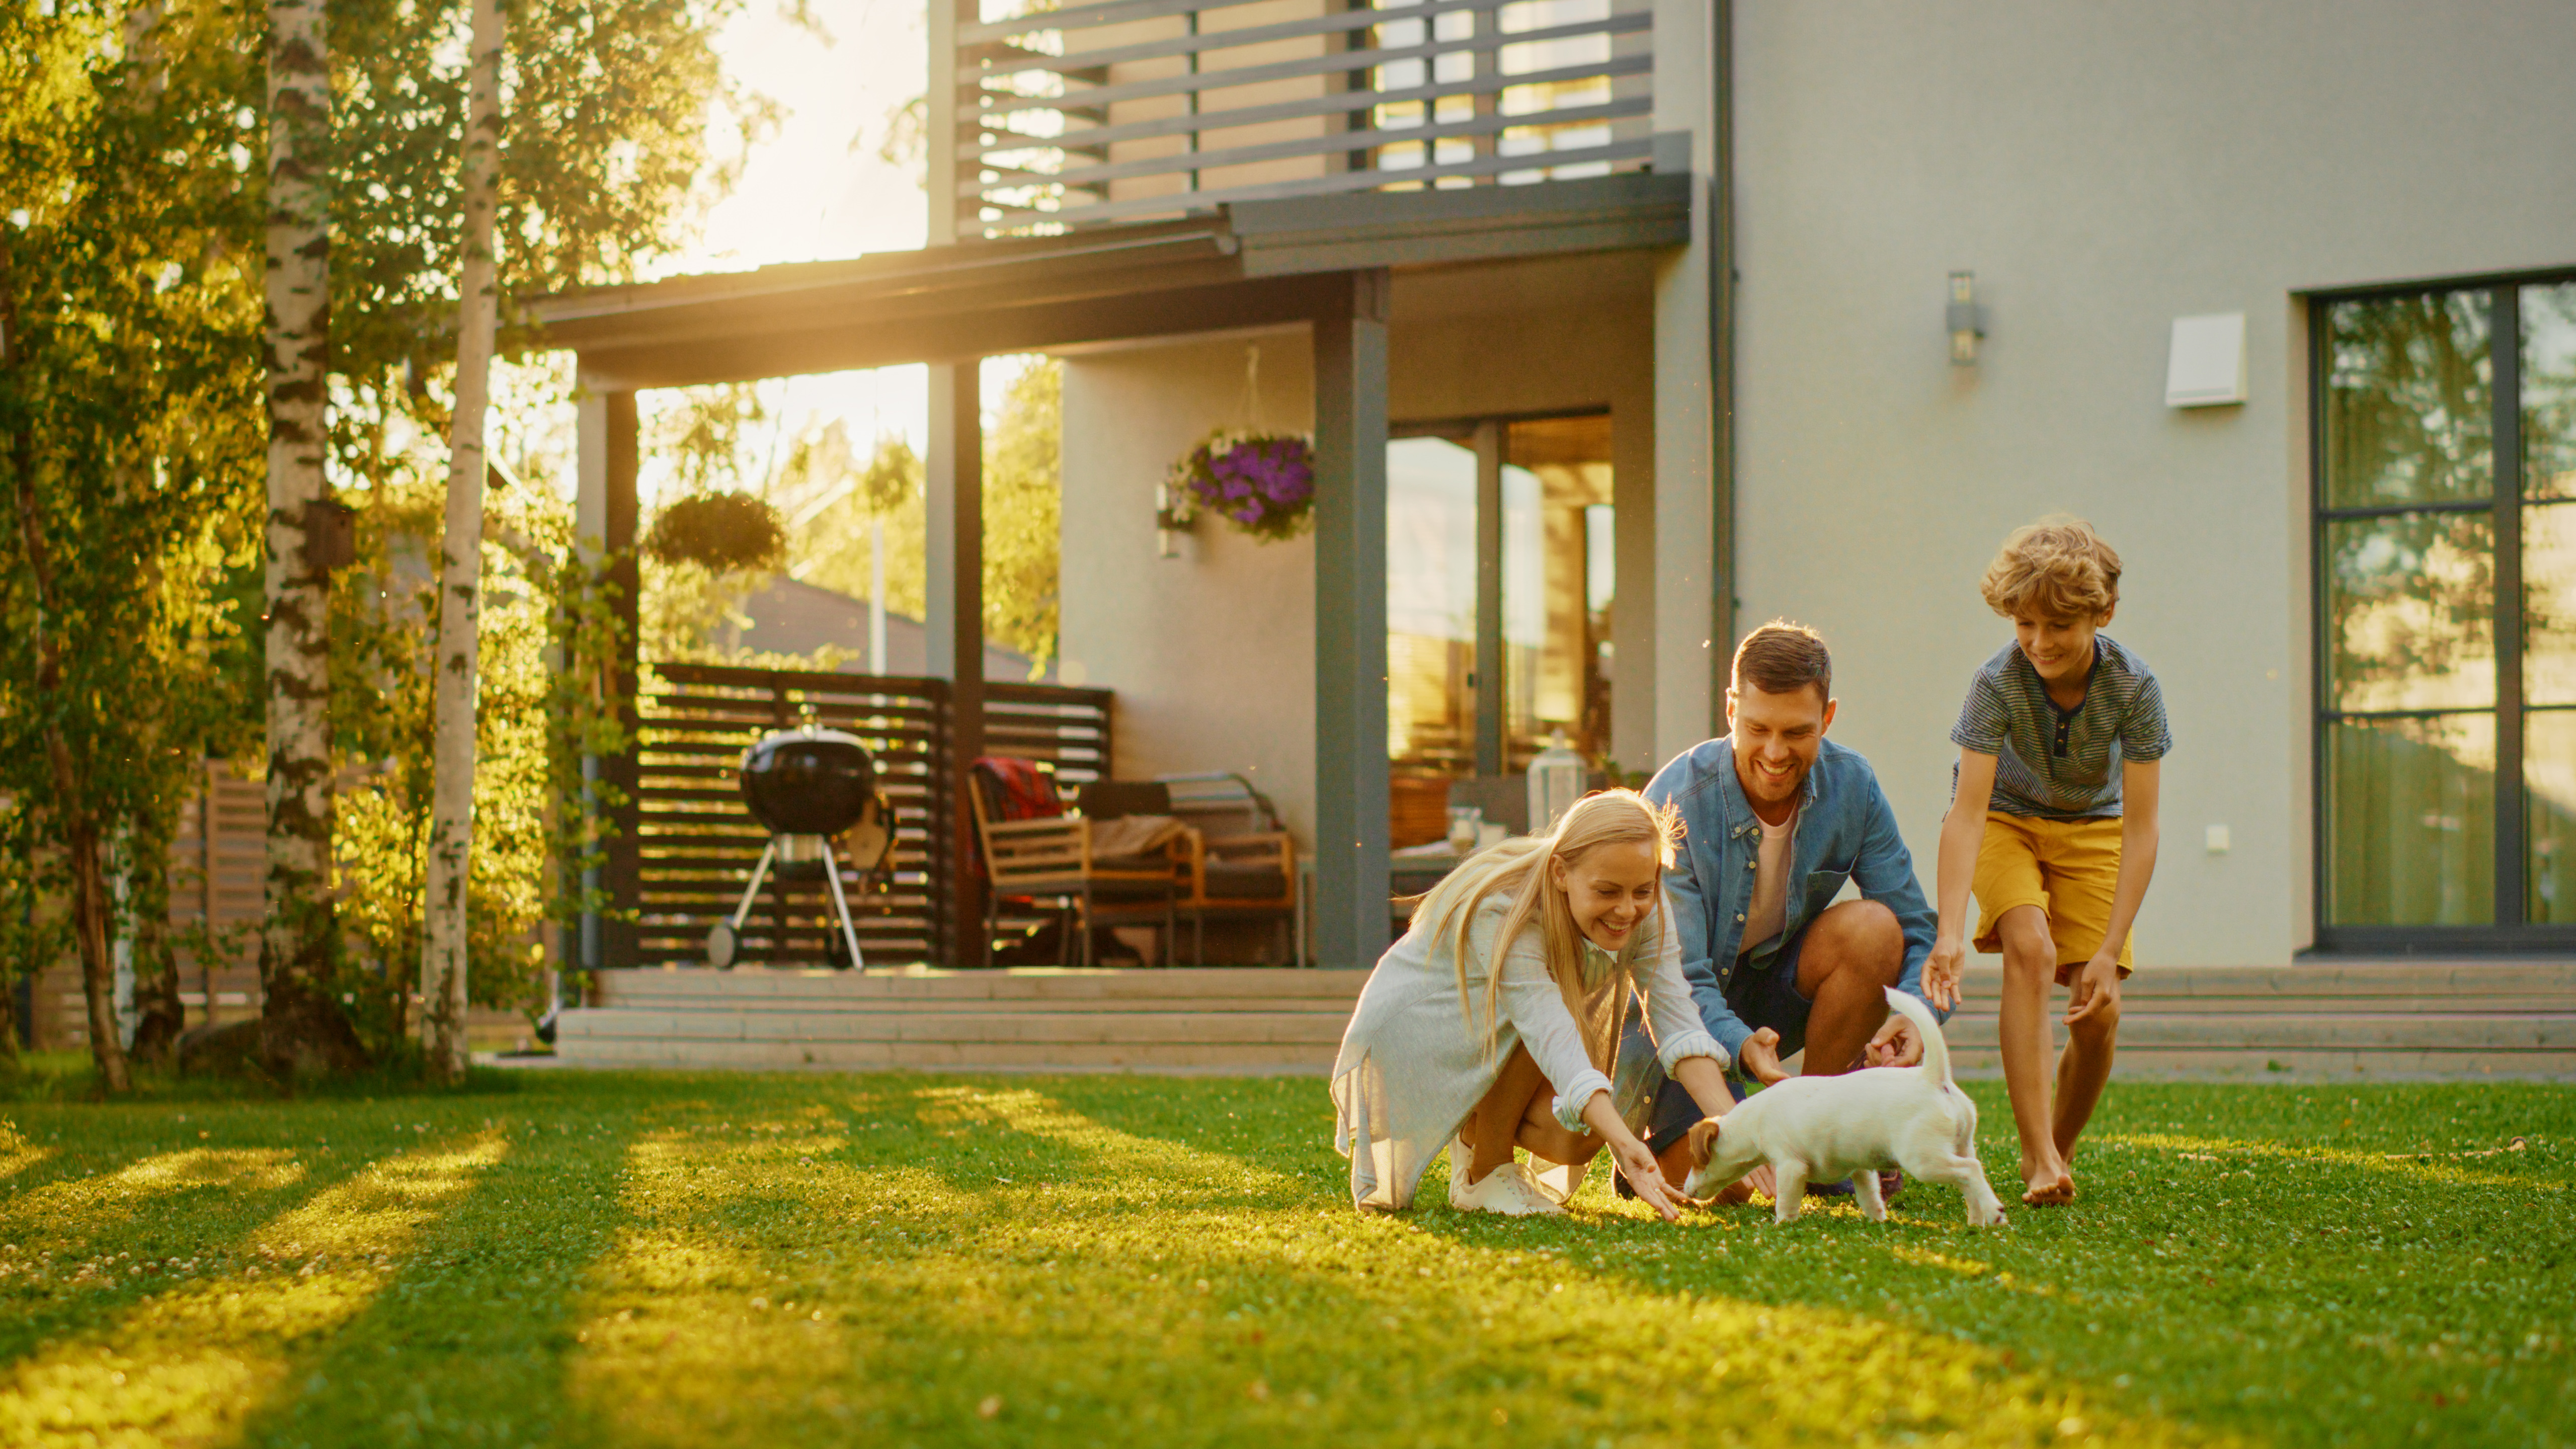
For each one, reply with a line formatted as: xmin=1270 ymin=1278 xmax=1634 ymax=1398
xmin=956 ymin=0 xmax=1654 ymax=235
xmin=633 ymin=662 xmax=1113 ymax=969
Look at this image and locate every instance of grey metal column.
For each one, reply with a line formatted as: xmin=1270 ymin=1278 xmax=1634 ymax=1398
xmin=2493 ymin=287 xmax=2525 ymax=930
xmin=1472 ymin=419 xmax=1505 ymax=776
xmin=1313 ymin=271 xmax=1393 ymax=970
xmin=600 ymin=389 xmax=641 ymax=971
xmin=1707 ymin=0 xmax=1738 ymax=721
xmin=926 ymin=360 xmax=986 ymax=963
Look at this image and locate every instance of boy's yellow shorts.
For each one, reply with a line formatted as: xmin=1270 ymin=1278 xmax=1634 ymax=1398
xmin=1971 ymin=813 xmax=2134 ymax=983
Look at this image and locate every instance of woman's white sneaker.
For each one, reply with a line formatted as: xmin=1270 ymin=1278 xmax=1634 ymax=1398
xmin=1450 ymin=1161 xmax=1567 ymax=1217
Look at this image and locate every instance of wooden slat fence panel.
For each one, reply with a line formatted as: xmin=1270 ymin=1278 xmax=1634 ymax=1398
xmin=634 ymin=663 xmax=1113 ymax=969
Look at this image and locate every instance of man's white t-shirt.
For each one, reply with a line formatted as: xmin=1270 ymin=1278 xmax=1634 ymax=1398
xmin=1741 ymin=804 xmax=1798 ymax=957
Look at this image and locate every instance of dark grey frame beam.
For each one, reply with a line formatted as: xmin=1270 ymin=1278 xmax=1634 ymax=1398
xmin=927 ymin=361 xmax=987 ymax=963
xmin=1708 ymin=0 xmax=1738 ymax=718
xmin=1313 ymin=270 xmax=1393 ymax=970
xmin=1473 ymin=419 xmax=1504 ymax=776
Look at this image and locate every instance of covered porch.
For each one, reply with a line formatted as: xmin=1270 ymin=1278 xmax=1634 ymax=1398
xmin=529 ymin=173 xmax=1712 ymax=971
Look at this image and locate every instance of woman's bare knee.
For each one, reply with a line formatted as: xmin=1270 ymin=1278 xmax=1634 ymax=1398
xmin=1996 ymin=908 xmax=2057 ymax=983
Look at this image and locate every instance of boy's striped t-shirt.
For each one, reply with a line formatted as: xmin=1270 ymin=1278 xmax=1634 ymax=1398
xmin=1949 ymin=634 xmax=2171 ymax=820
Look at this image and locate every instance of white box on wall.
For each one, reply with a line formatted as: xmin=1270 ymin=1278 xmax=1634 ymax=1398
xmin=2165 ymin=312 xmax=2248 ymax=407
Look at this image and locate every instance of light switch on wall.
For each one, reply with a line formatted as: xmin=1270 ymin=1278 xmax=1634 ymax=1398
xmin=2205 ymin=824 xmax=2231 ymax=854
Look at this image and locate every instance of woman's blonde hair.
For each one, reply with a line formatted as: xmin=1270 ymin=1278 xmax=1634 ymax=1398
xmin=1409 ymin=788 xmax=1684 ymax=1058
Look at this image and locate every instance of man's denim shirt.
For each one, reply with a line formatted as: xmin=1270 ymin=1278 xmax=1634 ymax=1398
xmin=1643 ymin=735 xmax=1944 ymax=1061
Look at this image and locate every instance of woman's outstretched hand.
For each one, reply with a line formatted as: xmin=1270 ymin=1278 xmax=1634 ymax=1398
xmin=1609 ymin=1137 xmax=1682 ymax=1223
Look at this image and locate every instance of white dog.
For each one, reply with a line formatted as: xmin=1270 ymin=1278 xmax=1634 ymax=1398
xmin=1679 ymin=988 xmax=2009 ymax=1226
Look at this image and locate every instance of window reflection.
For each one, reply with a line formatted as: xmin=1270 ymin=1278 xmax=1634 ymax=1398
xmin=2531 ymin=712 xmax=2576 ymax=924
xmin=2327 ymin=713 xmax=2496 ymax=926
xmin=1386 ymin=436 xmax=1479 ymax=771
xmin=2324 ymin=291 xmax=2491 ymax=509
xmin=2324 ymin=512 xmax=2494 ymax=712
xmin=2526 ymin=501 xmax=2576 ymax=707
xmin=1504 ymin=416 xmax=1613 ymax=768
xmin=2527 ymin=283 xmax=2576 ymax=502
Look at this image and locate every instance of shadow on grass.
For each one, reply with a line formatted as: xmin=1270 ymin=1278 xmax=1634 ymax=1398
xmin=534 ymin=1072 xmax=2233 ymax=1449
xmin=228 ymin=1102 xmax=649 ymax=1448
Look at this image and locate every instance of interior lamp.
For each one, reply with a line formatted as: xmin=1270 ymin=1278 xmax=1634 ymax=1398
xmin=1947 ymin=272 xmax=1986 ymax=365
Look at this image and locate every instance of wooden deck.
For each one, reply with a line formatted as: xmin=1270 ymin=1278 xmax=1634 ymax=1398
xmin=553 ymin=961 xmax=2576 ymax=1080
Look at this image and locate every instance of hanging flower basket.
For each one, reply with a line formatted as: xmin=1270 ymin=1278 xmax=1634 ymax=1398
xmin=1164 ymin=429 xmax=1316 ymax=542
xmin=646 ymin=491 xmax=785 ymax=573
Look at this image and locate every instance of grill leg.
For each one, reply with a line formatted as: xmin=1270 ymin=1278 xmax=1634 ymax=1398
xmin=818 ymin=840 xmax=866 ymax=971
xmin=727 ymin=841 xmax=778 ymax=931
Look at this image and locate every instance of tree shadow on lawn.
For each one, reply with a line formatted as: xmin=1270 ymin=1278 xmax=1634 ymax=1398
xmin=0 ymin=1099 xmax=465 ymax=1374
xmin=1398 ymin=1079 xmax=2576 ymax=1449
xmin=532 ymin=1073 xmax=2231 ymax=1449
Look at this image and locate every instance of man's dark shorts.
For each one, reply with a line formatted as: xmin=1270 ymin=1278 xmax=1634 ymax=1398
xmin=1642 ymin=915 xmax=1818 ymax=1154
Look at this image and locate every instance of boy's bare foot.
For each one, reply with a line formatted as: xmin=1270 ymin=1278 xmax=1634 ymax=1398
xmin=2020 ymin=1161 xmax=2075 ymax=1205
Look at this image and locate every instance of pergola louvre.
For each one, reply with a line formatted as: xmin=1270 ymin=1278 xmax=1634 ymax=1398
xmin=523 ymin=172 xmax=1691 ymax=970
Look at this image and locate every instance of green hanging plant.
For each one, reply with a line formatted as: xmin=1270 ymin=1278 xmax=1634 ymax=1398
xmin=646 ymin=491 xmax=785 ymax=573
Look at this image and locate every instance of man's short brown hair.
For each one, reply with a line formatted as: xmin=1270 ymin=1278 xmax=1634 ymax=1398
xmin=1731 ymin=620 xmax=1831 ymax=705
xmin=1981 ymin=516 xmax=2122 ymax=621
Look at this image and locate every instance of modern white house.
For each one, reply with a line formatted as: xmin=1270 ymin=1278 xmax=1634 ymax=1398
xmin=530 ymin=0 xmax=2576 ymax=972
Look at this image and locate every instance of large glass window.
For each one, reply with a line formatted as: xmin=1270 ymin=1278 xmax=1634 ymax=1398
xmin=2317 ymin=277 xmax=2576 ymax=944
xmin=1386 ymin=413 xmax=1614 ymax=777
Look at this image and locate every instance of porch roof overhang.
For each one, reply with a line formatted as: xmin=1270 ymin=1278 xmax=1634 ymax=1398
xmin=524 ymin=172 xmax=1689 ymax=389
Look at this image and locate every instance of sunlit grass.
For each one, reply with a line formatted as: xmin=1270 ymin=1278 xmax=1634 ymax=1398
xmin=0 ymin=1073 xmax=2566 ymax=1447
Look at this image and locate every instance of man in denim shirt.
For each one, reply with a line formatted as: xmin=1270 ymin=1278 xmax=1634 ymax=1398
xmin=1629 ymin=622 xmax=1944 ymax=1191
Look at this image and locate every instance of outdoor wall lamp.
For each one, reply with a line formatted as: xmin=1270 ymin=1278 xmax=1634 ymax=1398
xmin=1948 ymin=271 xmax=1987 ymax=365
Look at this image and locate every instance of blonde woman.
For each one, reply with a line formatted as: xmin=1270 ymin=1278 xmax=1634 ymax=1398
xmin=1330 ymin=790 xmax=1737 ymax=1220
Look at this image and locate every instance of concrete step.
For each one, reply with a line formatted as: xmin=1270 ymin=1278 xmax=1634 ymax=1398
xmin=560 ymin=1008 xmax=1349 ymax=1046
xmin=556 ymin=961 xmax=2576 ymax=1079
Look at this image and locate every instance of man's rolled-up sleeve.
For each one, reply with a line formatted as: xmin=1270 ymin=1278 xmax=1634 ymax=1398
xmin=1645 ymin=770 xmax=1754 ymax=1061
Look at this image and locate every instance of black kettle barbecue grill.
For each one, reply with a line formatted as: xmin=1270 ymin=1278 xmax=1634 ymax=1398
xmin=704 ymin=726 xmax=892 ymax=970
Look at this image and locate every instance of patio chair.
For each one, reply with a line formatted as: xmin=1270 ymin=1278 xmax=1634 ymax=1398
xmin=969 ymin=760 xmax=1179 ymax=968
xmin=1156 ymin=773 xmax=1298 ymax=965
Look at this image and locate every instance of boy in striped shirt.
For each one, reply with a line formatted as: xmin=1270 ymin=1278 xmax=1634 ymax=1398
xmin=1921 ymin=519 xmax=2169 ymax=1206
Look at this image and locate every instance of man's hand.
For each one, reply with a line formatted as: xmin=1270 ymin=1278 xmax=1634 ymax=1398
xmin=1921 ymin=936 xmax=1967 ymax=1011
xmin=2064 ymin=953 xmax=2122 ymax=1025
xmin=1866 ymin=1013 xmax=1923 ymax=1068
xmin=1736 ymin=1027 xmax=1790 ymax=1085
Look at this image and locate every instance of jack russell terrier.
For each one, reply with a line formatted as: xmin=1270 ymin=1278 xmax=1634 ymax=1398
xmin=1680 ymin=987 xmax=2009 ymax=1226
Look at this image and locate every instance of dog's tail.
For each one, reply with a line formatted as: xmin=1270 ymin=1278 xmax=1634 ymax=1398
xmin=1884 ymin=986 xmax=1952 ymax=1089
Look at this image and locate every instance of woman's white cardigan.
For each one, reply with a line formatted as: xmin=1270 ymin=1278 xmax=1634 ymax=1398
xmin=1328 ymin=891 xmax=1724 ymax=1211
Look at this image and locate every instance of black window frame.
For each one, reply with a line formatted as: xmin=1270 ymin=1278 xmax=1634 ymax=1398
xmin=2309 ymin=266 xmax=2576 ymax=954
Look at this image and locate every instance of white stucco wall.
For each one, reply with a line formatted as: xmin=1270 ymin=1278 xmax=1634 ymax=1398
xmin=1060 ymin=331 xmax=1321 ymax=844
xmin=1058 ymin=261 xmax=1668 ymax=851
xmin=1730 ymin=1 xmax=2576 ymax=963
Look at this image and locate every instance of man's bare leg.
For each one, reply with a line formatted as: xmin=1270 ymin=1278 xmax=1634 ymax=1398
xmin=1793 ymin=899 xmax=1905 ymax=1077
xmin=1995 ymin=906 xmax=2072 ymax=1204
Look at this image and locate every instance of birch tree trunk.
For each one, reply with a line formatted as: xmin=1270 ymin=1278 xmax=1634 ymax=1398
xmin=420 ymin=0 xmax=506 ymax=1082
xmin=261 ymin=0 xmax=368 ymax=1076
xmin=3 ymin=242 xmax=131 ymax=1093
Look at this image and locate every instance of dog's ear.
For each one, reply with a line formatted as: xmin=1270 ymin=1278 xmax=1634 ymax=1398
xmin=1685 ymin=1117 xmax=1724 ymax=1170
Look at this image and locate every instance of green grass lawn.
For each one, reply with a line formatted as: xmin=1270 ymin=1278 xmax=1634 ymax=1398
xmin=0 ymin=1066 xmax=2568 ymax=1448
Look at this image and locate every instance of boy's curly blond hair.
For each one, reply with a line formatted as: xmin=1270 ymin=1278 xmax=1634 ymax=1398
xmin=1980 ymin=516 xmax=2122 ymax=621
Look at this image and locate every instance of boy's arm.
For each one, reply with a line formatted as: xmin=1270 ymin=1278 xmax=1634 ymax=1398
xmin=2069 ymin=759 xmax=2158 ymax=1024
xmin=1924 ymin=749 xmax=1999 ymax=1011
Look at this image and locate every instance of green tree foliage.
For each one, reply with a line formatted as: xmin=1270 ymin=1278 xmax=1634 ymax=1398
xmin=736 ymin=357 xmax=1062 ymax=676
xmin=0 ymin=0 xmax=268 ymax=1077
xmin=0 ymin=0 xmax=741 ymax=1077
